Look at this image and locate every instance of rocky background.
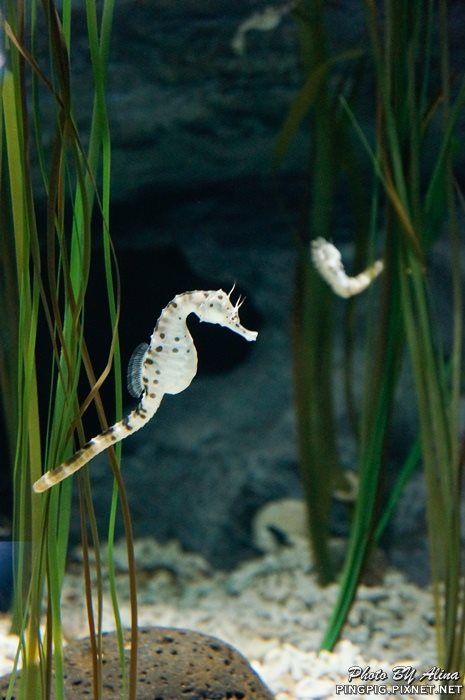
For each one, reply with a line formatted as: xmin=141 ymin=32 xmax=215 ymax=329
xmin=3 ymin=0 xmax=465 ymax=581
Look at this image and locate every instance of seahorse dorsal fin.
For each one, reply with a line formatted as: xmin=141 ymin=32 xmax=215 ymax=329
xmin=127 ymin=342 xmax=149 ymax=397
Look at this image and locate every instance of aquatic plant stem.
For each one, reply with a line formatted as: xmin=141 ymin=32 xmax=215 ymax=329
xmin=1 ymin=1 xmax=127 ymax=697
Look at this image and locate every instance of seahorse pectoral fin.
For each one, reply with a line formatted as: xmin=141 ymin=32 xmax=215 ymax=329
xmin=127 ymin=342 xmax=149 ymax=397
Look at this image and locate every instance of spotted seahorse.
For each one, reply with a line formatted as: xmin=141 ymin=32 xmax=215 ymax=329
xmin=33 ymin=288 xmax=258 ymax=493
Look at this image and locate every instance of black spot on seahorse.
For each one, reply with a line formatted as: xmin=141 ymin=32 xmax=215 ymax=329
xmin=102 ymin=427 xmax=117 ymax=441
xmin=64 ymin=450 xmax=82 ymax=466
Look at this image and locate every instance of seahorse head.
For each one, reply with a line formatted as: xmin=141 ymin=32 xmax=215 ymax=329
xmin=197 ymin=288 xmax=258 ymax=341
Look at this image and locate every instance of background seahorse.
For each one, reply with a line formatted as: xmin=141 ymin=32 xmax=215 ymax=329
xmin=33 ymin=289 xmax=257 ymax=493
xmin=311 ymin=237 xmax=383 ymax=298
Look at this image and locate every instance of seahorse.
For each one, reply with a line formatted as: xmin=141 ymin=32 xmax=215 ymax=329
xmin=33 ymin=288 xmax=258 ymax=493
xmin=311 ymin=237 xmax=384 ymax=298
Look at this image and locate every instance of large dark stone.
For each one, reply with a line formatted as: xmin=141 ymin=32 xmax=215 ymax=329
xmin=0 ymin=627 xmax=275 ymax=700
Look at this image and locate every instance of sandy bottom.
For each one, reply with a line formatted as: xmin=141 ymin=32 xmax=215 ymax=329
xmin=0 ymin=535 xmax=440 ymax=699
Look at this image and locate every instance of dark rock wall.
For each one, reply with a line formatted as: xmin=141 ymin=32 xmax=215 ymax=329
xmin=76 ymin=0 xmax=465 ymax=575
xmin=4 ymin=1 xmax=465 ymax=575
xmin=68 ymin=0 xmax=307 ymax=196
xmin=61 ymin=1 xmax=317 ymax=567
xmin=77 ymin=180 xmax=303 ymax=569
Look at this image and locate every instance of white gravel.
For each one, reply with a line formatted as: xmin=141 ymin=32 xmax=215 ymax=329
xmin=0 ymin=529 xmax=442 ymax=700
